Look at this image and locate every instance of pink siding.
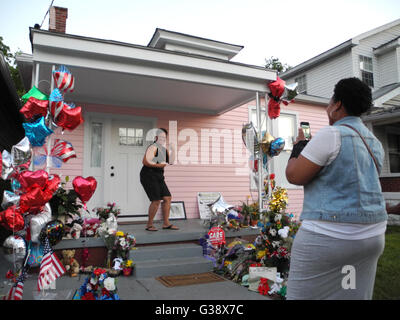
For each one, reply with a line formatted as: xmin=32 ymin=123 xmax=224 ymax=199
xmin=48 ymin=122 xmax=84 ymax=189
xmin=49 ymin=98 xmax=328 ymax=220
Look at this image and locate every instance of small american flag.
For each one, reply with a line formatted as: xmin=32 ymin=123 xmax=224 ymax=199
xmin=3 ymin=267 xmax=28 ymax=300
xmin=37 ymin=238 xmax=66 ymax=291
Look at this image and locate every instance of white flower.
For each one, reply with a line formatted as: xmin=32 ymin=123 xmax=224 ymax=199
xmin=104 ymin=277 xmax=116 ymax=291
xmin=272 ymin=241 xmax=281 ymax=248
xmin=278 ymin=226 xmax=290 ymax=239
xmin=269 ymin=229 xmax=277 ymax=237
xmin=274 ymin=214 xmax=282 ymax=222
xmin=90 ymin=277 xmax=97 ymax=285
xmin=119 ymin=238 xmax=126 ymax=247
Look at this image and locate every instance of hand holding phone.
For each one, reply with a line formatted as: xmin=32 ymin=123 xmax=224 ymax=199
xmin=300 ymin=122 xmax=311 ymax=140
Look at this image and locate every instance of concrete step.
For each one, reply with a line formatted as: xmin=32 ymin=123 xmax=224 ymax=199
xmin=134 ymin=256 xmax=214 ymax=279
xmin=130 ymin=243 xmax=203 ymax=261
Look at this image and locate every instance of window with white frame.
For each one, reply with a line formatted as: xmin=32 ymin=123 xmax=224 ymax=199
xmin=249 ymin=107 xmax=298 ymax=189
xmin=359 ymin=55 xmax=374 ymax=87
xmin=294 ymin=75 xmax=307 ymax=94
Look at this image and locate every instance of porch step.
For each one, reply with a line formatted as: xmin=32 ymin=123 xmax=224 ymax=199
xmin=130 ymin=243 xmax=213 ymax=278
xmin=130 ymin=243 xmax=203 ymax=261
xmin=134 ymin=256 xmax=213 ymax=279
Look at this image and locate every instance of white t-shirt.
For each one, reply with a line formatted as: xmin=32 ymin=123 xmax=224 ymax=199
xmin=299 ymin=125 xmax=387 ymax=240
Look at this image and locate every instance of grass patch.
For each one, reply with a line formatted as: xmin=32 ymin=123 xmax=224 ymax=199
xmin=373 ymin=225 xmax=400 ymax=300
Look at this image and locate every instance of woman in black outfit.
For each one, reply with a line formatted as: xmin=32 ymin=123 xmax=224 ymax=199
xmin=140 ymin=128 xmax=179 ymax=231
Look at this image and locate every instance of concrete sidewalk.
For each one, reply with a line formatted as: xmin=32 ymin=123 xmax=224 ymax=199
xmin=0 ymin=261 xmax=269 ymax=300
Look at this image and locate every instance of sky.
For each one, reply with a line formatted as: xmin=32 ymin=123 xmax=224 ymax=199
xmin=1 ymin=0 xmax=400 ymax=68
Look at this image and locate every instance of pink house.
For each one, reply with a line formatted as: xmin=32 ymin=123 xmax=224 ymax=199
xmin=16 ymin=7 xmax=328 ymax=222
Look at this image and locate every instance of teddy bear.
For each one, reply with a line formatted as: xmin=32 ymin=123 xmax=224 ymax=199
xmin=61 ymin=249 xmax=80 ymax=277
xmin=65 ymin=214 xmax=83 ymax=239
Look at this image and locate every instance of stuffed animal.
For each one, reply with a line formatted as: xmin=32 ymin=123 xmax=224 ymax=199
xmin=82 ymin=218 xmax=101 ymax=237
xmin=61 ymin=249 xmax=80 ymax=277
xmin=64 ymin=214 xmax=83 ymax=239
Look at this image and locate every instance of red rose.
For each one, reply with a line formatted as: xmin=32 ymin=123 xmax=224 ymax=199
xmin=82 ymin=292 xmax=96 ymax=300
xmin=93 ymin=268 xmax=107 ymax=276
xmin=270 ymin=173 xmax=275 ymax=180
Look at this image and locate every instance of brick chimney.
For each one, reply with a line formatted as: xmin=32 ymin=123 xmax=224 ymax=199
xmin=49 ymin=6 xmax=68 ymax=33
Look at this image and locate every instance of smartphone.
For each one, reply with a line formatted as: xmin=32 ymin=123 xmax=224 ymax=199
xmin=300 ymin=122 xmax=311 ymax=140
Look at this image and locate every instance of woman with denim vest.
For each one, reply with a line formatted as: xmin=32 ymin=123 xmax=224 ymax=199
xmin=285 ymin=78 xmax=387 ymax=300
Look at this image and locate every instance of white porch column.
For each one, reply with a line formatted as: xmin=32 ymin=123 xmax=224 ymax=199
xmin=256 ymin=92 xmax=263 ymax=213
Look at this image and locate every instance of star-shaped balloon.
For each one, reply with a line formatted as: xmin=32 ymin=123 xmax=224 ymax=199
xmin=22 ymin=117 xmax=53 ymax=147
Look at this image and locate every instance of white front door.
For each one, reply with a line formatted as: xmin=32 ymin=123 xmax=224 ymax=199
xmin=105 ymin=119 xmax=153 ymax=220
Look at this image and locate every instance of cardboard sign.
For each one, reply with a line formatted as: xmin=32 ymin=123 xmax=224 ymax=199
xmin=197 ymin=192 xmax=221 ymax=220
xmin=208 ymin=226 xmax=225 ymax=246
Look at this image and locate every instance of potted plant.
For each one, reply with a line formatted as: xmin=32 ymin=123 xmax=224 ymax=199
xmin=122 ymin=259 xmax=134 ymax=276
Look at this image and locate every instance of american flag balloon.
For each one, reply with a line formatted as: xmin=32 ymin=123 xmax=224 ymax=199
xmin=49 ymin=88 xmax=64 ymax=121
xmin=51 ymin=139 xmax=76 ymax=163
xmin=52 ymin=65 xmax=74 ymax=93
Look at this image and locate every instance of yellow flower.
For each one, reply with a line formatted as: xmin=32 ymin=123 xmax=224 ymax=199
xmin=256 ymin=250 xmax=266 ymax=260
xmin=116 ymin=231 xmax=124 ymax=237
xmin=125 ymin=260 xmax=133 ymax=267
xmin=224 ymin=261 xmax=232 ymax=267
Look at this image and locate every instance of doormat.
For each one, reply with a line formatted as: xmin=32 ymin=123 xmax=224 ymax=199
xmin=156 ymin=272 xmax=226 ymax=287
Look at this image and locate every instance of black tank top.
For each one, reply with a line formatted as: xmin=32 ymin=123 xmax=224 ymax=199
xmin=142 ymin=143 xmax=169 ymax=174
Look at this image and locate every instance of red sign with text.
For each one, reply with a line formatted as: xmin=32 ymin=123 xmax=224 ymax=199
xmin=208 ymin=227 xmax=226 ymax=246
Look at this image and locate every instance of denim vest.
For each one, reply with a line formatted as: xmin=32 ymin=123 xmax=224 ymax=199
xmin=300 ymin=116 xmax=388 ymax=224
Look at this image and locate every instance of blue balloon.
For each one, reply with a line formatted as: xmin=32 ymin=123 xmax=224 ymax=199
xmin=23 ymin=116 xmax=53 ymax=147
xmin=269 ymin=137 xmax=285 ymax=157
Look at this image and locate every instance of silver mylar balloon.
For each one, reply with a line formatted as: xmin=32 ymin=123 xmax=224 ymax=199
xmin=30 ymin=203 xmax=52 ymax=243
xmin=282 ymin=82 xmax=298 ymax=102
xmin=11 ymin=137 xmax=32 ymax=167
xmin=2 ymin=235 xmax=27 ymax=270
xmin=1 ymin=150 xmax=14 ymax=180
xmin=242 ymin=123 xmax=259 ymax=154
xmin=208 ymin=196 xmax=234 ymax=216
xmin=1 ymin=190 xmax=20 ymax=209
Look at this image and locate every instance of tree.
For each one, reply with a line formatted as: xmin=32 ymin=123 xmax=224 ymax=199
xmin=265 ymin=56 xmax=291 ymax=74
xmin=0 ymin=36 xmax=25 ymax=97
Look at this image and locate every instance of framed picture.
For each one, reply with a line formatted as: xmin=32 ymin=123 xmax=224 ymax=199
xmin=169 ymin=201 xmax=187 ymax=220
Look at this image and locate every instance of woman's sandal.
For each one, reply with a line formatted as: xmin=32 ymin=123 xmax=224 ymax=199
xmin=162 ymin=224 xmax=179 ymax=230
xmin=145 ymin=225 xmax=158 ymax=231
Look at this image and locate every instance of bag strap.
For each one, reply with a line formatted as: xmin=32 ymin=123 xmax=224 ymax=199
xmin=340 ymin=124 xmax=379 ymax=173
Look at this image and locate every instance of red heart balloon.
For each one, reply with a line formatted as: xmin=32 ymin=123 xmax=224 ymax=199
xmin=72 ymin=176 xmax=97 ymax=203
xmin=19 ymin=97 xmax=49 ymax=121
xmin=55 ymin=103 xmax=84 ymax=131
xmin=19 ymin=187 xmax=47 ymax=212
xmin=18 ymin=170 xmax=49 ymax=191
xmin=0 ymin=205 xmax=25 ymax=231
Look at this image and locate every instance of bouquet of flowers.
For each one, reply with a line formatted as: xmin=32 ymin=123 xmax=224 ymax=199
xmin=113 ymin=231 xmax=136 ymax=260
xmin=93 ymin=202 xmax=121 ymax=222
xmin=73 ymin=268 xmax=120 ymax=300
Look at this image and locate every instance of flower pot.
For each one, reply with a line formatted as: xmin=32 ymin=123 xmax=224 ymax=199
xmin=122 ymin=267 xmax=133 ymax=276
xmin=250 ymin=220 xmax=258 ymax=227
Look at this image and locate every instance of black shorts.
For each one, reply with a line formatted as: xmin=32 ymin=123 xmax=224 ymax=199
xmin=140 ymin=166 xmax=171 ymax=201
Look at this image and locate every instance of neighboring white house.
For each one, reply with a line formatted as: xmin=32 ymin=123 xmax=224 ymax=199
xmin=280 ymin=19 xmax=400 ymax=214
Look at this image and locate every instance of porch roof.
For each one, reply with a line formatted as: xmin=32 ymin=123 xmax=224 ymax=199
xmin=363 ymin=83 xmax=400 ymax=125
xmin=17 ymin=28 xmax=276 ymax=115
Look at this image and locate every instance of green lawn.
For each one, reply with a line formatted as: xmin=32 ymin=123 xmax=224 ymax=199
xmin=373 ymin=225 xmax=400 ymax=300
